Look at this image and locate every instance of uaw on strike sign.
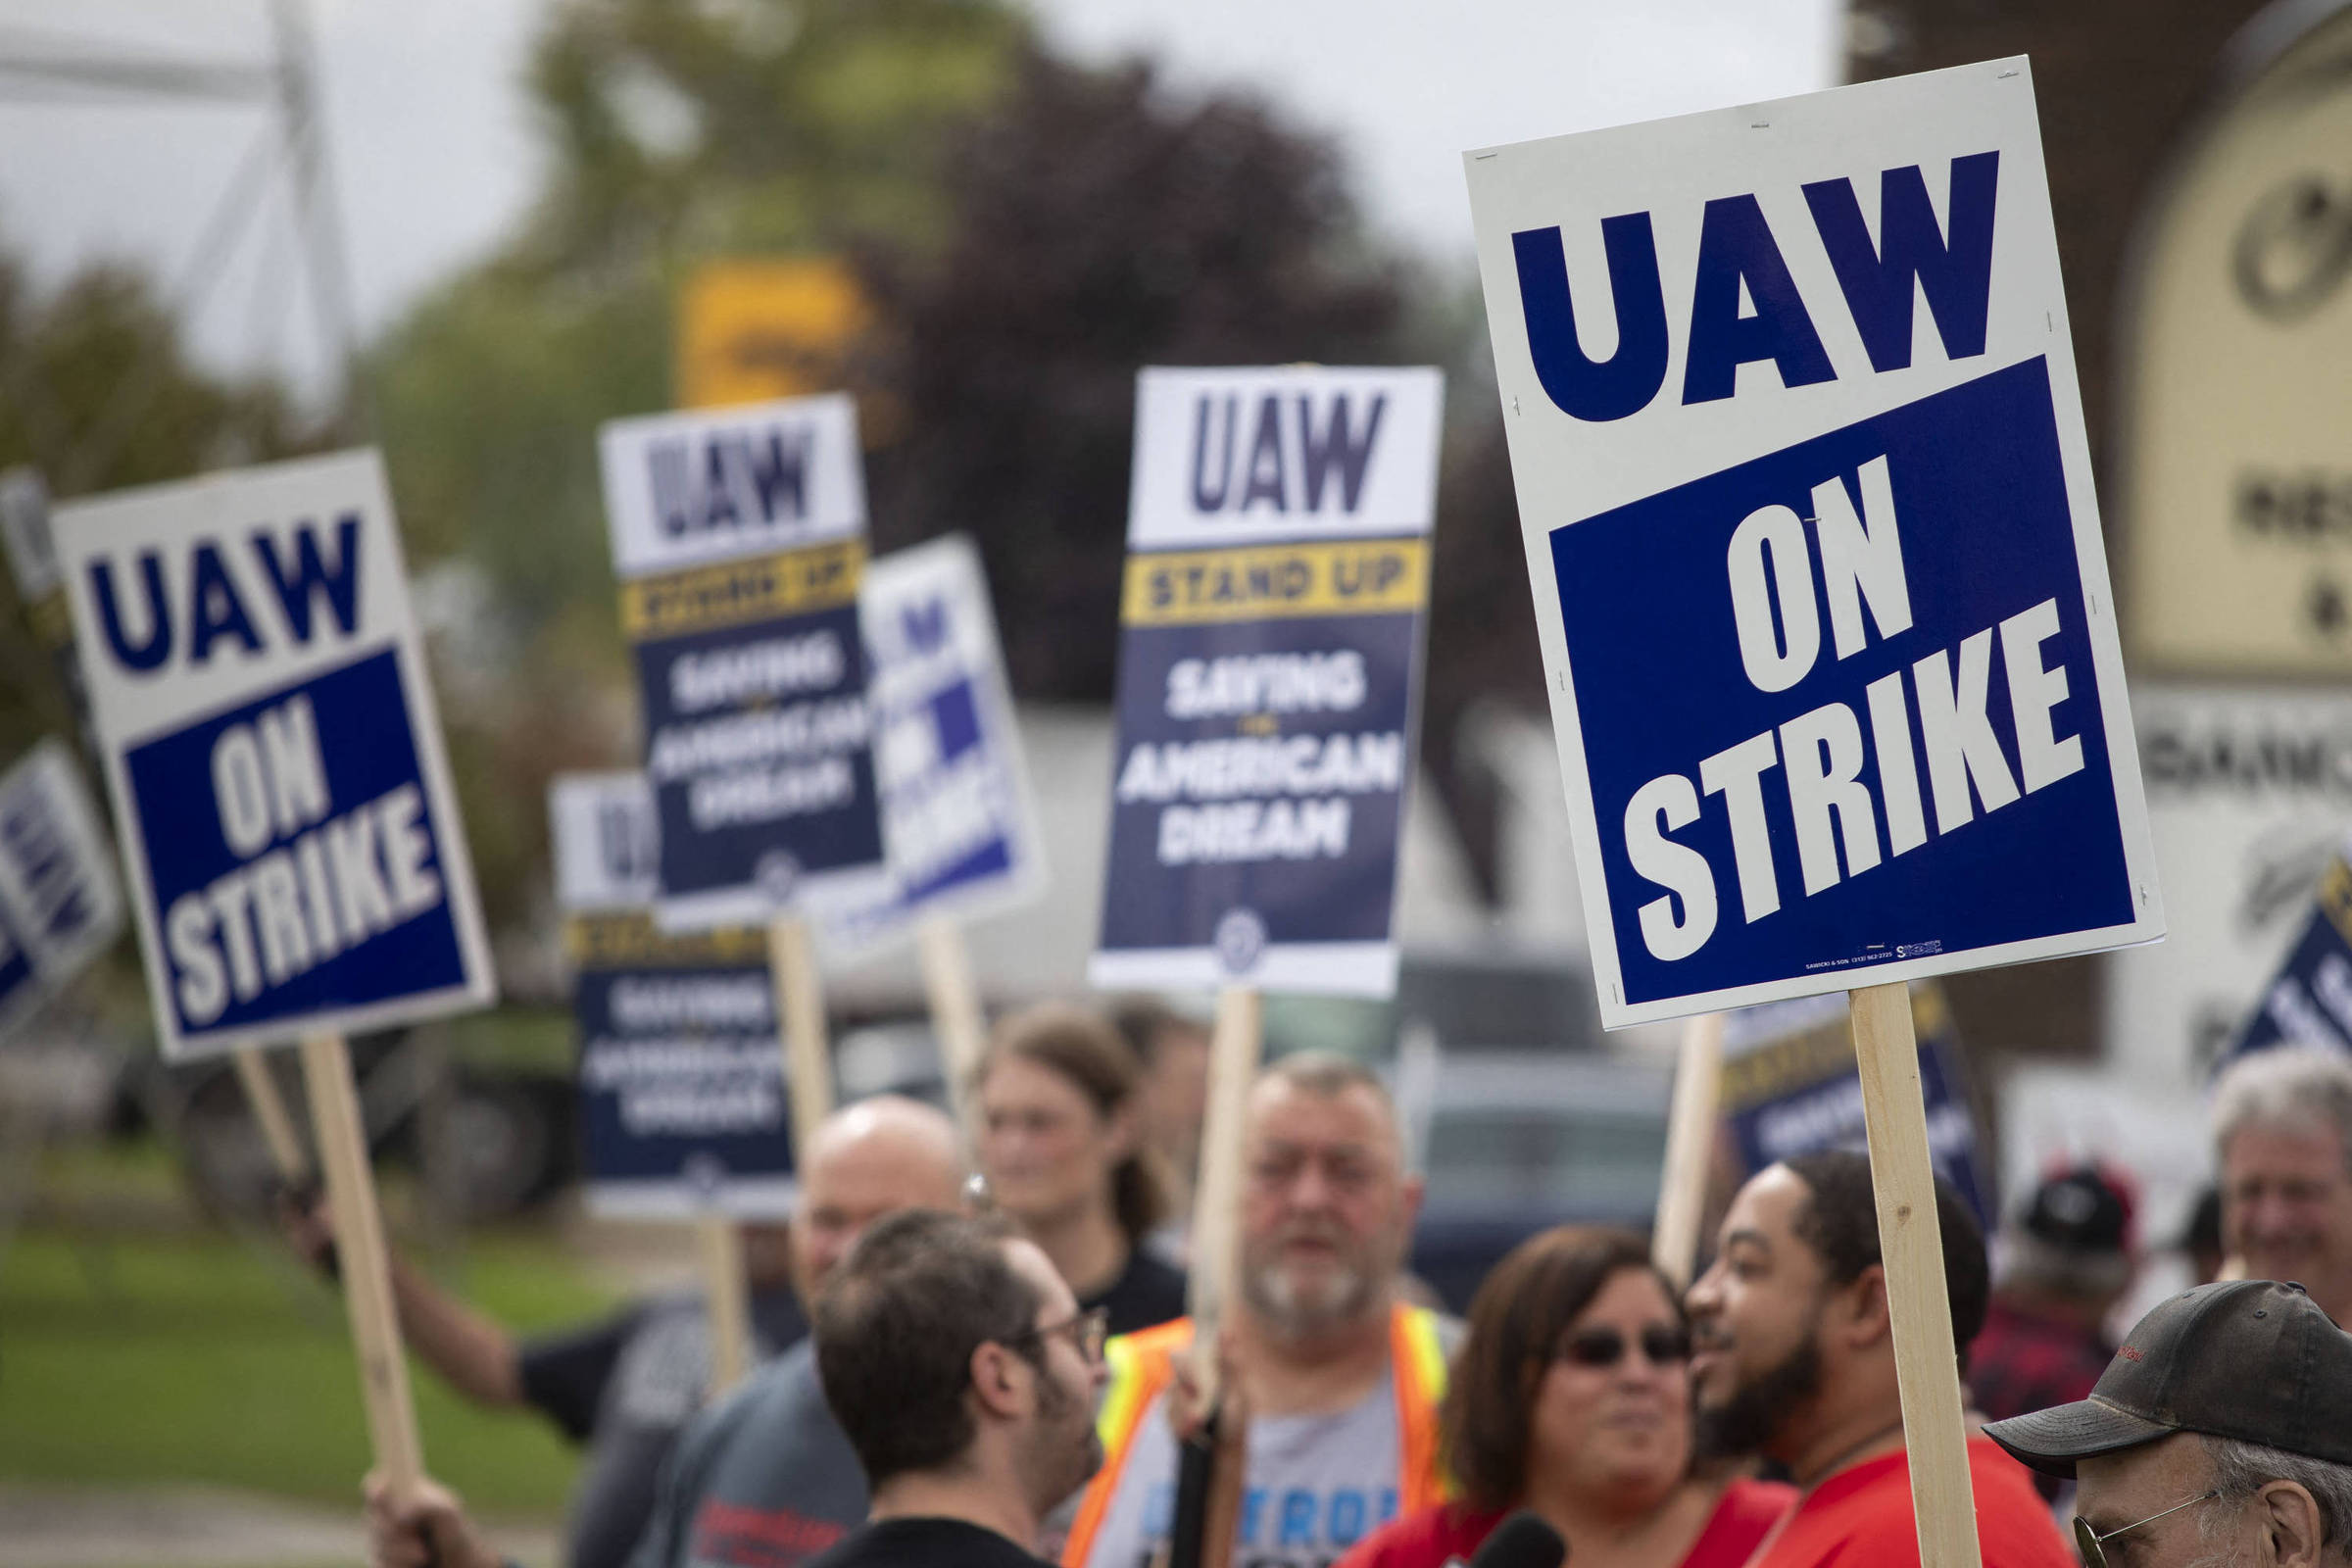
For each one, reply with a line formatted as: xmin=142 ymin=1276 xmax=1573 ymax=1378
xmin=600 ymin=394 xmax=887 ymax=928
xmin=1466 ymin=60 xmax=2164 ymax=1028
xmin=1091 ymin=367 xmax=1443 ymax=996
xmin=824 ymin=535 xmax=1045 ymax=956
xmin=551 ymin=772 xmax=796 ymax=1216
xmin=54 ymin=452 xmax=495 ymax=1058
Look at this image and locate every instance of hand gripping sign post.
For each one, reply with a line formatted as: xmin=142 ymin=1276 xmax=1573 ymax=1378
xmin=821 ymin=535 xmax=1046 ymax=1106
xmin=3 ymin=467 xmax=312 ymax=1181
xmin=54 ymin=450 xmax=498 ymax=1494
xmin=1090 ymin=365 xmax=1443 ymax=1559
xmin=552 ymin=772 xmax=797 ymax=1394
xmin=0 ymin=739 xmax=124 ymax=1041
xmin=1467 ymin=61 xmax=2165 ymax=1568
xmin=599 ymin=394 xmax=888 ymax=1154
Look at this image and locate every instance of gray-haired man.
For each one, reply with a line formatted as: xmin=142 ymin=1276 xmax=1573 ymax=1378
xmin=1985 ymin=1279 xmax=2352 ymax=1568
xmin=2212 ymin=1047 xmax=2352 ymax=1327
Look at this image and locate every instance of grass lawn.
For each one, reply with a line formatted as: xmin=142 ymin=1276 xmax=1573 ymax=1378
xmin=0 ymin=1222 xmax=618 ymax=1514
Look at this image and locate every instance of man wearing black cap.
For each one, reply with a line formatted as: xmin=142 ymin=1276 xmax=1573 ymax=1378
xmin=1971 ymin=1166 xmax=2136 ymax=1460
xmin=1985 ymin=1279 xmax=2352 ymax=1568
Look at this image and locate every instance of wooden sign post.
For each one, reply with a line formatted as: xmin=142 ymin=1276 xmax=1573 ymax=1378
xmin=1165 ymin=986 xmax=1260 ymax=1568
xmin=298 ymin=1032 xmax=423 ymax=1490
xmin=1650 ymin=1010 xmax=1722 ymax=1291
xmin=1850 ymin=982 xmax=1980 ymax=1568
xmin=916 ymin=913 xmax=991 ymax=1121
xmin=233 ymin=1047 xmax=312 ymax=1187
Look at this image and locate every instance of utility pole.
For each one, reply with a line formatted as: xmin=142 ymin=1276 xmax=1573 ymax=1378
xmin=267 ymin=0 xmax=369 ymax=439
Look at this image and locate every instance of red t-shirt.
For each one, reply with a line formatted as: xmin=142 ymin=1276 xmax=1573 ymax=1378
xmin=1332 ymin=1476 xmax=1795 ymax=1568
xmin=1748 ymin=1437 xmax=2071 ymax=1568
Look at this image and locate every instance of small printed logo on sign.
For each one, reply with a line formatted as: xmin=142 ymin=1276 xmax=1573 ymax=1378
xmin=1214 ymin=907 xmax=1268 ymax=976
xmin=755 ymin=851 xmax=802 ymax=905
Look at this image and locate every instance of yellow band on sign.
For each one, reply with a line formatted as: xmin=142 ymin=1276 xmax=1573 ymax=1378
xmin=1121 ymin=538 xmax=1429 ymax=626
xmin=564 ymin=912 xmax=771 ymax=969
xmin=620 ymin=538 xmax=865 ymax=640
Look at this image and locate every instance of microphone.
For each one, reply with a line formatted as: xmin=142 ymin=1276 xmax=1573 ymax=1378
xmin=1466 ymin=1511 xmax=1568 ymax=1568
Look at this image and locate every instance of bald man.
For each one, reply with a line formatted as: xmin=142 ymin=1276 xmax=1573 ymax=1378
xmin=624 ymin=1095 xmax=967 ymax=1568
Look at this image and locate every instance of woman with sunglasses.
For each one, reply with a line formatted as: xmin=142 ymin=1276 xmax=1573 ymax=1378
xmin=1336 ymin=1227 xmax=1792 ymax=1568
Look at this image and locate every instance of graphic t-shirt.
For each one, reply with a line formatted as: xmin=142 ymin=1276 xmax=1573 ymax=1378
xmin=1332 ymin=1477 xmax=1795 ymax=1568
xmin=628 ymin=1340 xmax=869 ymax=1568
xmin=518 ymin=1288 xmax=809 ymax=1568
xmin=1750 ymin=1436 xmax=2072 ymax=1568
xmin=1077 ymin=1365 xmax=1407 ymax=1568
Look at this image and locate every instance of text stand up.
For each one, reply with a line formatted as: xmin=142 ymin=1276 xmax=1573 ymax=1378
xmin=916 ymin=912 xmax=990 ymax=1120
xmin=1651 ymin=1011 xmax=1722 ymax=1290
xmin=1167 ymin=986 xmax=1260 ymax=1568
xmin=297 ymin=1031 xmax=423 ymax=1491
xmin=1849 ymin=982 xmax=1979 ymax=1568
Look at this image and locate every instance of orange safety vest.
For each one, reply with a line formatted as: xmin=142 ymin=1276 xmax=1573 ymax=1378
xmin=1059 ymin=1303 xmax=1452 ymax=1568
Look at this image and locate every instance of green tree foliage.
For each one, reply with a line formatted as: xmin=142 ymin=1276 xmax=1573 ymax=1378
xmin=857 ymin=48 xmax=1408 ymax=700
xmin=0 ymin=248 xmax=316 ymax=761
xmin=371 ymin=0 xmax=1027 ymax=931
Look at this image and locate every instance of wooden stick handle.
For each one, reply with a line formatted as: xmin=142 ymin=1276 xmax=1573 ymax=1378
xmin=297 ymin=1031 xmax=423 ymax=1490
xmin=769 ymin=915 xmax=833 ymax=1158
xmin=1850 ymin=982 xmax=1981 ymax=1568
xmin=1652 ymin=1011 xmax=1724 ymax=1290
xmin=694 ymin=1213 xmax=753 ymax=1397
xmin=1184 ymin=987 xmax=1263 ymax=1407
xmin=233 ymin=1045 xmax=309 ymax=1183
xmin=915 ymin=912 xmax=989 ymax=1121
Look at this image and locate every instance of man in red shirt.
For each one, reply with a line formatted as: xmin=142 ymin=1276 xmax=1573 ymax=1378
xmin=1684 ymin=1151 xmax=2072 ymax=1568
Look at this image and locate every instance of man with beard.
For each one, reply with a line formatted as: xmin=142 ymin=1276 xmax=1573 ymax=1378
xmin=1683 ymin=1152 xmax=2069 ymax=1568
xmin=801 ymin=1209 xmax=1110 ymax=1568
xmin=1061 ymin=1054 xmax=1455 ymax=1568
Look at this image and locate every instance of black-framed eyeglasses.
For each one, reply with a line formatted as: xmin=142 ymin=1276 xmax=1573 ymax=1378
xmin=1554 ymin=1325 xmax=1692 ymax=1370
xmin=2073 ymin=1491 xmax=2221 ymax=1568
xmin=1012 ymin=1305 xmax=1110 ymax=1365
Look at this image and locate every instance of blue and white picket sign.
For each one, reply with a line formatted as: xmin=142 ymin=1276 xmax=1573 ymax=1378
xmin=0 ymin=739 xmax=124 ymax=1040
xmin=2219 ymin=838 xmax=2352 ymax=1069
xmin=551 ymin=772 xmax=797 ymax=1217
xmin=820 ymin=534 xmax=1045 ymax=956
xmin=52 ymin=451 xmax=496 ymax=1060
xmin=1091 ymin=366 xmax=1445 ymax=997
xmin=1719 ymin=982 xmax=1993 ymax=1224
xmin=1466 ymin=59 xmax=2164 ymax=1029
xmin=599 ymin=394 xmax=888 ymax=930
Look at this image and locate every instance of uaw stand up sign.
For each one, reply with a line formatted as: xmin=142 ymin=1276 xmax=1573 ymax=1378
xmin=53 ymin=452 xmax=496 ymax=1058
xmin=551 ymin=773 xmax=796 ymax=1217
xmin=1091 ymin=367 xmax=1444 ymax=996
xmin=1466 ymin=60 xmax=2163 ymax=1029
xmin=599 ymin=394 xmax=888 ymax=928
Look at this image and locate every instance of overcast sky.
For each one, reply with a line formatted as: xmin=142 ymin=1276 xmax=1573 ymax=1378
xmin=0 ymin=0 xmax=1839 ymax=395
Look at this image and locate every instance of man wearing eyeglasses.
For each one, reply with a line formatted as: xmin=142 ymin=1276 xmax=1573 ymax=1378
xmin=797 ymin=1208 xmax=1111 ymax=1568
xmin=1682 ymin=1151 xmax=2070 ymax=1568
xmin=1061 ymin=1053 xmax=1456 ymax=1568
xmin=1984 ymin=1279 xmax=2352 ymax=1568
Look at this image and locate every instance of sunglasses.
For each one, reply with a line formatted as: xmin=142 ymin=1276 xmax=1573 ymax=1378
xmin=1555 ymin=1325 xmax=1692 ymax=1369
xmin=2073 ymin=1491 xmax=2219 ymax=1568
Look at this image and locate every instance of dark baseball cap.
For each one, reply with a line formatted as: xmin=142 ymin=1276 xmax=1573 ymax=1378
xmin=2020 ymin=1165 xmax=2132 ymax=1254
xmin=1984 ymin=1280 xmax=2352 ymax=1478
